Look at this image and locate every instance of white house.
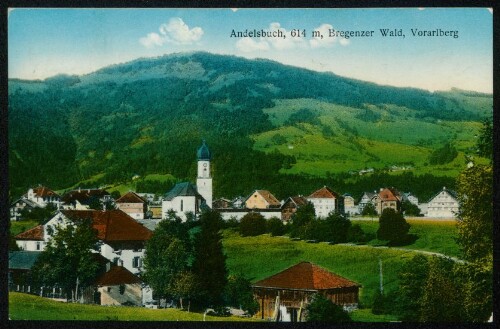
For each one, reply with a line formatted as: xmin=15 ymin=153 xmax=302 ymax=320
xmin=25 ymin=186 xmax=61 ymax=208
xmin=426 ymin=187 xmax=459 ymax=219
xmin=10 ymin=198 xmax=41 ymax=221
xmin=343 ymin=194 xmax=359 ymax=216
xmin=15 ymin=225 xmax=46 ymax=251
xmin=358 ymin=192 xmax=376 ymax=214
xmin=307 ymin=186 xmax=343 ymax=218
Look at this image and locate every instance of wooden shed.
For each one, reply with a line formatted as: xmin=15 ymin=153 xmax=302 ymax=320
xmin=251 ymin=261 xmax=360 ymax=322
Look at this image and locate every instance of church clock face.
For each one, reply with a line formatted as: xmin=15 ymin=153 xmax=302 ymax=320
xmin=203 ymin=163 xmax=207 ymax=167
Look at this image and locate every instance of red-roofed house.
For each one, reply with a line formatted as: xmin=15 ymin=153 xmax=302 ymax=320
xmin=281 ymin=196 xmax=308 ymax=222
xmin=95 ymin=266 xmax=143 ymax=306
xmin=115 ymin=191 xmax=147 ymax=220
xmin=374 ymin=188 xmax=402 ymax=214
xmin=26 ymin=186 xmax=61 ymax=208
xmin=252 ymin=261 xmax=360 ymax=321
xmin=15 ymin=225 xmax=46 ymax=251
xmin=38 ymin=209 xmax=152 ymax=275
xmin=306 ymin=186 xmax=344 ymax=218
xmin=245 ymin=190 xmax=281 ymax=209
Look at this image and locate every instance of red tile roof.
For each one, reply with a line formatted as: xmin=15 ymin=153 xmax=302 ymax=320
xmin=33 ymin=186 xmax=60 ymax=198
xmin=378 ymin=188 xmax=401 ymax=202
xmin=252 ymin=262 xmax=360 ymax=290
xmin=61 ymin=189 xmax=110 ymax=204
xmin=95 ymin=266 xmax=141 ymax=286
xmin=116 ymin=191 xmax=146 ymax=204
xmin=61 ymin=210 xmax=152 ymax=242
xmin=308 ymin=186 xmax=339 ymax=199
xmin=15 ymin=225 xmax=44 ymax=241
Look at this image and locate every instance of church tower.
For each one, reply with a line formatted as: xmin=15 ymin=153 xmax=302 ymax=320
xmin=196 ymin=140 xmax=212 ymax=208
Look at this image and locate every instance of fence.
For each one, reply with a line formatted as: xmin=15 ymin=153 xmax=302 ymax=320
xmin=9 ymin=284 xmax=67 ymax=300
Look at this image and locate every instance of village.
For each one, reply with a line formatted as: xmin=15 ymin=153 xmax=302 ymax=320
xmin=9 ymin=140 xmax=463 ymax=321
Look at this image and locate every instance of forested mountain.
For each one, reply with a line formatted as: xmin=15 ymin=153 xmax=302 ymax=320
xmin=8 ymin=52 xmax=492 ymax=201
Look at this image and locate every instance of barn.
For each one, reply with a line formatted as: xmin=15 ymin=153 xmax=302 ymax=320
xmin=251 ymin=261 xmax=360 ymax=322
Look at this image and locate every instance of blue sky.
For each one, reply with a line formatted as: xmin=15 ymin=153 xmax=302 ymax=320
xmin=8 ymin=7 xmax=493 ymax=93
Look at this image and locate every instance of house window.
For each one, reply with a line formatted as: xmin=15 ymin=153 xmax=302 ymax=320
xmin=132 ymin=257 xmax=142 ymax=268
xmin=181 ymin=200 xmax=184 ymax=212
xmin=36 ymin=242 xmax=41 ymax=251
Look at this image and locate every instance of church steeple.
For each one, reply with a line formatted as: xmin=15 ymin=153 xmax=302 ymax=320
xmin=197 ymin=140 xmax=211 ymax=161
xmin=196 ymin=140 xmax=212 ymax=208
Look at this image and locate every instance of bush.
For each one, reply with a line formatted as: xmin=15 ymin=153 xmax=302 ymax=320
xmin=306 ymin=294 xmax=351 ymax=322
xmin=239 ymin=212 xmax=266 ymax=236
xmin=377 ymin=208 xmax=411 ymax=246
xmin=361 ymin=203 xmax=377 ymax=217
xmin=347 ymin=224 xmax=367 ymax=243
xmin=266 ymin=217 xmax=285 ymax=236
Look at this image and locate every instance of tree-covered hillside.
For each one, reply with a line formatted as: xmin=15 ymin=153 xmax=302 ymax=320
xmin=8 ymin=52 xmax=492 ymax=201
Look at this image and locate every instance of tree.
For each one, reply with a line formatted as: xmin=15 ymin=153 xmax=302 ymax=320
xmin=20 ymin=203 xmax=57 ymax=224
xmin=361 ymin=203 xmax=377 ymax=217
xmin=32 ymin=218 xmax=100 ymax=300
xmin=289 ymin=202 xmax=315 ymax=238
xmin=396 ymin=254 xmax=429 ymax=321
xmin=476 ymin=118 xmax=492 ymax=160
xmin=428 ymin=142 xmax=458 ymax=165
xmin=455 ymin=164 xmax=493 ymax=262
xmin=377 ymin=208 xmax=411 ymax=245
xmin=223 ymin=274 xmax=259 ymax=315
xmin=143 ymin=219 xmax=190 ymax=299
xmin=172 ymin=271 xmax=200 ymax=312
xmin=347 ymin=224 xmax=368 ymax=243
xmin=401 ymin=200 xmax=421 ymax=217
xmin=191 ymin=209 xmax=227 ymax=307
xmin=305 ymin=294 xmax=351 ymax=322
xmin=266 ymin=217 xmax=285 ymax=236
xmin=324 ymin=212 xmax=351 ymax=244
xmin=239 ymin=212 xmax=266 ymax=236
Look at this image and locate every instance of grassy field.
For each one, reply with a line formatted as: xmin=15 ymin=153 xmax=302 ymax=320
xmin=8 ymin=292 xmax=259 ymax=321
xmin=10 ymin=220 xmax=39 ymax=236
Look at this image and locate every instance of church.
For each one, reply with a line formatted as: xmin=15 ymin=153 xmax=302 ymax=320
xmin=161 ymin=140 xmax=213 ymax=221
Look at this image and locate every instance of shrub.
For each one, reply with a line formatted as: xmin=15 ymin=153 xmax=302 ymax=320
xmin=377 ymin=208 xmax=411 ymax=246
xmin=239 ymin=212 xmax=266 ymax=237
xmin=306 ymin=294 xmax=351 ymax=322
xmin=266 ymin=217 xmax=285 ymax=236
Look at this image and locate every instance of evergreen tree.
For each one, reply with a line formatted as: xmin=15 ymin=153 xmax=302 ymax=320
xmin=239 ymin=212 xmax=266 ymax=236
xmin=396 ymin=254 xmax=429 ymax=321
xmin=289 ymin=201 xmax=315 ymax=238
xmin=223 ymin=274 xmax=259 ymax=315
xmin=377 ymin=208 xmax=410 ymax=245
xmin=192 ymin=209 xmax=227 ymax=307
xmin=361 ymin=203 xmax=377 ymax=217
xmin=266 ymin=217 xmax=286 ymax=236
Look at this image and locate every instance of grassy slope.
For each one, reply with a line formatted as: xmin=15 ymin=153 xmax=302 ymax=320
xmin=10 ymin=221 xmax=39 ymax=236
xmin=8 ymin=292 xmax=259 ymax=321
xmin=255 ymin=98 xmax=486 ymax=177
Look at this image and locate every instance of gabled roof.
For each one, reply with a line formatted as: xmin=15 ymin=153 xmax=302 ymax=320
xmin=308 ymin=186 xmax=339 ymax=199
xmin=427 ymin=187 xmax=458 ymax=203
xmin=32 ymin=186 xmax=60 ymax=198
xmin=116 ymin=191 xmax=146 ymax=204
xmin=62 ymin=188 xmax=110 ymax=205
xmin=247 ymin=190 xmax=281 ymax=207
xmin=60 ymin=209 xmax=152 ymax=242
xmin=360 ymin=192 xmax=376 ymax=201
xmin=252 ymin=262 xmax=360 ymax=290
xmin=15 ymin=225 xmax=45 ymax=241
xmin=9 ymin=251 xmax=41 ymax=270
xmin=164 ymin=182 xmax=203 ymax=201
xmin=378 ymin=188 xmax=401 ymax=202
xmin=10 ymin=197 xmax=40 ymax=208
xmin=284 ymin=196 xmax=308 ymax=207
xmin=95 ymin=266 xmax=142 ymax=286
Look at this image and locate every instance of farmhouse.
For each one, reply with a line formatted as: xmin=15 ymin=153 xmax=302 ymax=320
xmin=26 ymin=185 xmax=62 ymax=208
xmin=15 ymin=225 xmax=45 ymax=251
xmin=115 ymin=191 xmax=147 ymax=220
xmin=252 ymin=261 xmax=360 ymax=322
xmin=358 ymin=191 xmax=376 ymax=214
xmin=245 ymin=190 xmax=281 ymax=209
xmin=426 ymin=187 xmax=459 ymax=218
xmin=281 ymin=196 xmax=308 ymax=222
xmin=307 ymin=186 xmax=344 ymax=218
xmin=8 ymin=251 xmax=40 ymax=290
xmin=343 ymin=193 xmax=359 ymax=216
xmin=10 ymin=198 xmax=41 ymax=221
xmin=373 ymin=187 xmax=402 ymax=214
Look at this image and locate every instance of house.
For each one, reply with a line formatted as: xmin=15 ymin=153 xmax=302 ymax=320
xmin=61 ymin=188 xmax=111 ymax=210
xmin=24 ymin=210 xmax=153 ymax=275
xmin=426 ymin=187 xmax=459 ymax=218
xmin=252 ymin=261 xmax=360 ymax=322
xmin=358 ymin=192 xmax=376 ymax=214
xmin=10 ymin=198 xmax=41 ymax=221
xmin=95 ymin=265 xmax=145 ymax=306
xmin=245 ymin=190 xmax=281 ymax=209
xmin=162 ymin=182 xmax=205 ymax=221
xmin=15 ymin=225 xmax=46 ymax=251
xmin=213 ymin=198 xmax=232 ymax=209
xmin=281 ymin=196 xmax=308 ymax=222
xmin=115 ymin=191 xmax=147 ymax=220
xmin=26 ymin=185 xmax=62 ymax=208
xmin=8 ymin=251 xmax=41 ymax=290
xmin=402 ymin=192 xmax=419 ymax=206
xmin=231 ymin=196 xmax=246 ymax=209
xmin=306 ymin=186 xmax=343 ymax=218
xmin=343 ymin=194 xmax=358 ymax=216
xmin=374 ymin=188 xmax=402 ymax=214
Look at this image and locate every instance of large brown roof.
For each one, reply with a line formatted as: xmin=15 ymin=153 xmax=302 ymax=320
xmin=254 ymin=190 xmax=281 ymax=207
xmin=61 ymin=209 xmax=152 ymax=242
xmin=252 ymin=262 xmax=360 ymax=290
xmin=308 ymin=186 xmax=339 ymax=199
xmin=61 ymin=189 xmax=110 ymax=204
xmin=378 ymin=188 xmax=401 ymax=202
xmin=33 ymin=186 xmax=60 ymax=198
xmin=95 ymin=266 xmax=141 ymax=286
xmin=15 ymin=225 xmax=44 ymax=241
xmin=116 ymin=191 xmax=146 ymax=204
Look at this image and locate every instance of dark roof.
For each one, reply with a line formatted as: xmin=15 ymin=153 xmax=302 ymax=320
xmin=95 ymin=266 xmax=142 ymax=286
xmin=10 ymin=198 xmax=40 ymax=208
xmin=427 ymin=187 xmax=458 ymax=203
xmin=15 ymin=225 xmax=44 ymax=241
xmin=284 ymin=196 xmax=308 ymax=208
xmin=164 ymin=182 xmax=203 ymax=201
xmin=252 ymin=261 xmax=360 ymax=290
xmin=197 ymin=140 xmax=211 ymax=160
xmin=62 ymin=188 xmax=110 ymax=204
xmin=116 ymin=191 xmax=146 ymax=204
xmin=9 ymin=251 xmax=41 ymax=270
xmin=32 ymin=186 xmax=60 ymax=198
xmin=61 ymin=209 xmax=152 ymax=242
xmin=308 ymin=186 xmax=339 ymax=199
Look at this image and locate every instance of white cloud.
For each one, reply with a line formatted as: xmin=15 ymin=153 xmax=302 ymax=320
xmin=236 ymin=38 xmax=270 ymax=52
xmin=234 ymin=22 xmax=306 ymax=53
xmin=140 ymin=17 xmax=204 ymax=48
xmin=309 ymin=23 xmax=350 ymax=48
